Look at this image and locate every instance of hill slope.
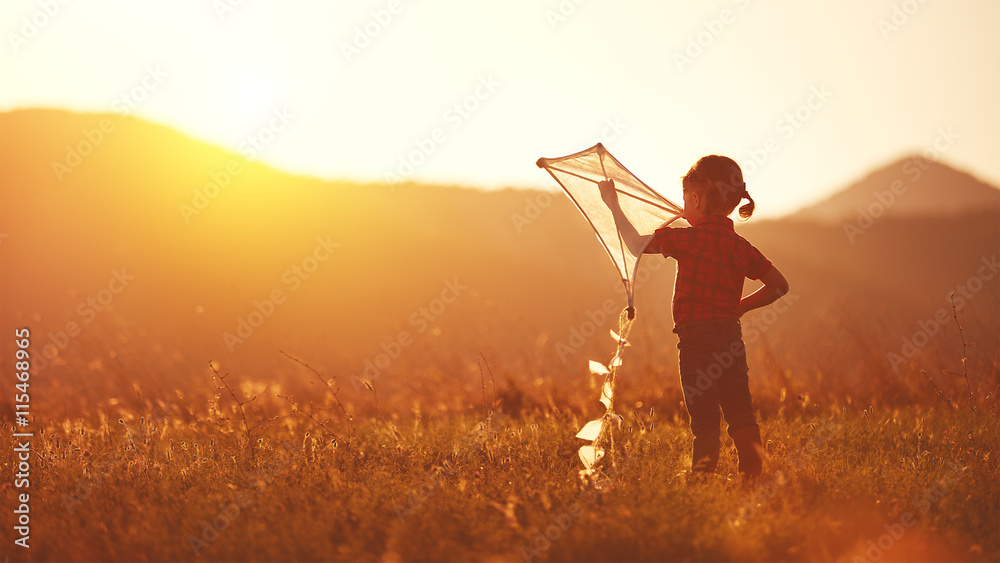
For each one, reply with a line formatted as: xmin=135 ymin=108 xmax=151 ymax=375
xmin=1 ymin=109 xmax=997 ymax=415
xmin=792 ymin=155 xmax=1000 ymax=224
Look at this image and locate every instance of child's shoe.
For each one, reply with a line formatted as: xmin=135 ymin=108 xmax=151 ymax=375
xmin=730 ymin=425 xmax=764 ymax=478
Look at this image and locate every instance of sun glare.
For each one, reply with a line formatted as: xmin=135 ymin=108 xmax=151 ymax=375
xmin=198 ymin=66 xmax=282 ymax=144
xmin=230 ymin=72 xmax=272 ymax=116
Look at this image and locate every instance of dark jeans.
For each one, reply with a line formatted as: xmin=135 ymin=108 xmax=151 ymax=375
xmin=675 ymin=318 xmax=758 ymax=471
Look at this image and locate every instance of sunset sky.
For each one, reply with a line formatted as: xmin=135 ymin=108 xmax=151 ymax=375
xmin=2 ymin=0 xmax=997 ymax=218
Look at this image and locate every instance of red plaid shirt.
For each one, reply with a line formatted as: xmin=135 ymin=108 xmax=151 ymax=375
xmin=645 ymin=215 xmax=772 ymax=327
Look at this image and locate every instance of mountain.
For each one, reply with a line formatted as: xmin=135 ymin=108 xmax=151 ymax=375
xmin=791 ymin=155 xmax=1000 ymax=224
xmin=0 ymin=108 xmax=615 ymax=407
xmin=1 ymin=109 xmax=997 ymax=415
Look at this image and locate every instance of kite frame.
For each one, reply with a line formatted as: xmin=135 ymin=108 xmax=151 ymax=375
xmin=536 ymin=143 xmax=684 ymax=316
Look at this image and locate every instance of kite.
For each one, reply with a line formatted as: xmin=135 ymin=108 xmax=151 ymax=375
xmin=536 ymin=143 xmax=684 ymax=318
xmin=536 ymin=143 xmax=684 ymax=480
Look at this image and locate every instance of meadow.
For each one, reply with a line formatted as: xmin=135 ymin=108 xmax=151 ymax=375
xmin=1 ymin=330 xmax=997 ymax=562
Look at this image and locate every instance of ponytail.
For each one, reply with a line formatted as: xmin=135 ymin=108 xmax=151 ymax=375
xmin=738 ymin=187 xmax=755 ymax=220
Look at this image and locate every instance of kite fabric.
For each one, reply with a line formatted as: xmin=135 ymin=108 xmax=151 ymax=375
xmin=536 ymin=143 xmax=684 ymax=317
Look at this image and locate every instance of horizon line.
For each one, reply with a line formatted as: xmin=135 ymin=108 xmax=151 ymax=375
xmin=3 ymin=105 xmax=998 ymax=223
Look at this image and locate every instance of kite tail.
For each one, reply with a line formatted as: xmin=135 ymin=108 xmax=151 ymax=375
xmin=576 ymin=307 xmax=635 ymax=484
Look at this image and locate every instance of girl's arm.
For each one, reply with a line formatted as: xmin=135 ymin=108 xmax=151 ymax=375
xmin=598 ymin=179 xmax=650 ymax=256
xmin=738 ymin=266 xmax=789 ymax=316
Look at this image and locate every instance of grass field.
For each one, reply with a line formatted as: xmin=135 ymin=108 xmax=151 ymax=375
xmin=2 ymin=381 xmax=996 ymax=562
xmin=2 ymin=294 xmax=997 ymax=562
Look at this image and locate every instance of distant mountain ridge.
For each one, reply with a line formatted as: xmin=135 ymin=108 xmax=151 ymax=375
xmin=791 ymin=154 xmax=1000 ymax=224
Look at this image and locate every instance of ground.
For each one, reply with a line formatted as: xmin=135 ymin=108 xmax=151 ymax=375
xmin=2 ymin=401 xmax=996 ymax=562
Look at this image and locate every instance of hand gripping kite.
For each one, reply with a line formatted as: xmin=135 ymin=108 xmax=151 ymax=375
xmin=536 ymin=143 xmax=684 ymax=479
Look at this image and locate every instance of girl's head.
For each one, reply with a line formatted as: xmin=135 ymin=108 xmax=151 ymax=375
xmin=681 ymin=155 xmax=754 ymax=220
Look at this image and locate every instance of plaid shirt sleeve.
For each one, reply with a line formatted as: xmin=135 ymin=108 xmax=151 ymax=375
xmin=645 ymin=224 xmax=691 ymax=258
xmin=645 ymin=224 xmax=686 ymax=256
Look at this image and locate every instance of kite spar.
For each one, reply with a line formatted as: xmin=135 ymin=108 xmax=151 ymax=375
xmin=536 ymin=143 xmax=684 ymax=479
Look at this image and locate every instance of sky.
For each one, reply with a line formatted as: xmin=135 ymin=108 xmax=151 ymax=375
xmin=2 ymin=0 xmax=998 ymax=218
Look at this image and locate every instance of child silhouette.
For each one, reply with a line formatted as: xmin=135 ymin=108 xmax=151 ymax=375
xmin=598 ymin=155 xmax=789 ymax=479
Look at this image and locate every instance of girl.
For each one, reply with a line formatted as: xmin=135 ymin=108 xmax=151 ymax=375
xmin=598 ymin=155 xmax=788 ymax=479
